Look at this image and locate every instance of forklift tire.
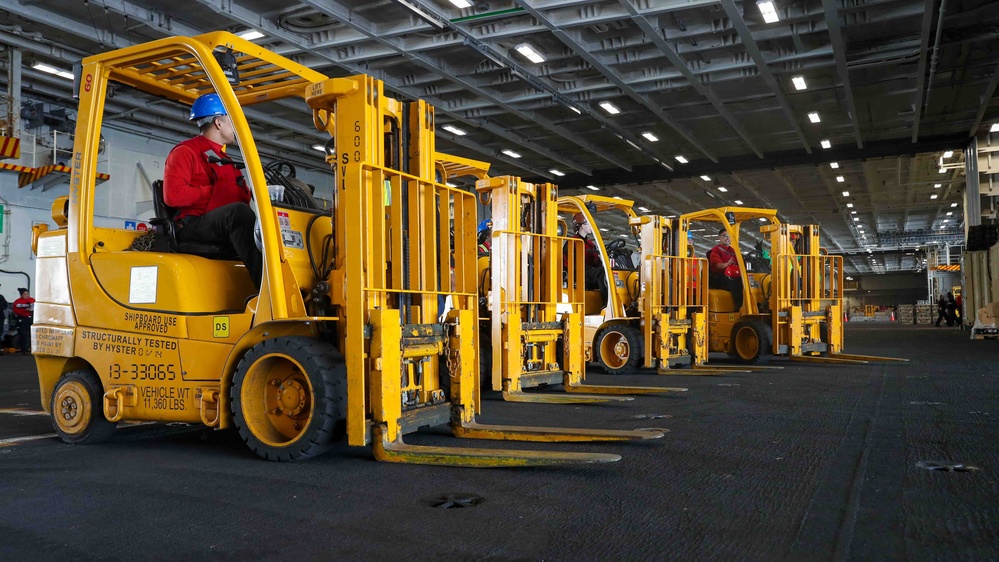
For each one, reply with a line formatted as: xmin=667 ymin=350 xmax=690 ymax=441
xmin=231 ymin=337 xmax=346 ymax=462
xmin=729 ymin=320 xmax=773 ymax=364
xmin=596 ymin=324 xmax=643 ymax=375
xmin=50 ymin=369 xmax=117 ymax=444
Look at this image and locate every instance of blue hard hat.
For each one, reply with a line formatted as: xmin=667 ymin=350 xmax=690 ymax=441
xmin=190 ymin=93 xmax=227 ymax=125
xmin=478 ymin=219 xmax=492 ymax=233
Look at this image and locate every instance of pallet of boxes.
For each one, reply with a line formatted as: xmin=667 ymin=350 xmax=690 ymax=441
xmin=897 ymin=304 xmax=915 ymax=325
xmin=915 ymin=304 xmax=934 ymax=325
xmin=972 ymin=301 xmax=999 ymax=340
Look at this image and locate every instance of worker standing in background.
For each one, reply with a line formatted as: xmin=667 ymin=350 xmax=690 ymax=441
xmin=708 ymin=229 xmax=743 ymax=311
xmin=12 ymin=288 xmax=34 ymax=354
xmin=0 ymin=286 xmax=7 ymax=355
xmin=163 ymin=93 xmax=261 ymax=289
xmin=934 ymin=294 xmax=949 ymax=327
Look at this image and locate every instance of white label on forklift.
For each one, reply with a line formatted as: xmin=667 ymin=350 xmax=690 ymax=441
xmin=129 ymin=266 xmax=158 ymax=304
xmin=37 ymin=236 xmax=65 ymax=257
xmin=283 ymin=230 xmax=304 ymax=249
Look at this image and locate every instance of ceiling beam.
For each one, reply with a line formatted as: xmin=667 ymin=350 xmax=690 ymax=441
xmin=910 ymin=0 xmax=937 ymax=142
xmin=822 ymin=0 xmax=864 ymax=149
xmin=969 ymin=58 xmax=999 ymax=136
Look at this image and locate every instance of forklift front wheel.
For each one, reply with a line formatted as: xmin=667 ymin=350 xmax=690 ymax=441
xmin=730 ymin=320 xmax=773 ymax=364
xmin=232 ymin=337 xmax=346 ymax=461
xmin=596 ymin=324 xmax=642 ymax=375
xmin=51 ymin=369 xmax=117 ymax=444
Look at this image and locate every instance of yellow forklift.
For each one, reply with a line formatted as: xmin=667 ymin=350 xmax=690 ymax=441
xmin=31 ymin=32 xmax=664 ymax=467
xmin=554 ymin=195 xmax=730 ymax=375
xmin=679 ymin=207 xmax=907 ymax=364
xmin=473 ymin=176 xmax=683 ymax=402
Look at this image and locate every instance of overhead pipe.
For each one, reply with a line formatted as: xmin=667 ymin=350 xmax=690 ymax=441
xmin=921 ymin=0 xmax=948 ymax=117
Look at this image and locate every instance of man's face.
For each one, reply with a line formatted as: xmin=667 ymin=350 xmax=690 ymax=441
xmin=718 ymin=232 xmax=731 ymax=246
xmin=576 ymin=220 xmax=592 ymax=236
xmin=214 ymin=115 xmax=237 ymax=145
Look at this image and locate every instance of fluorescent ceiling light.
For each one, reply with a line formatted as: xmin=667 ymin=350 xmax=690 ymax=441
xmin=700 ymin=175 xmax=711 ymax=181
xmin=842 ymin=191 xmax=850 ymax=197
xmin=836 ymin=176 xmax=845 ymax=182
xmin=853 ymin=217 xmax=860 ymax=221
xmin=501 ymin=149 xmax=522 ymax=158
xmin=311 ymin=144 xmax=325 ymax=152
xmin=821 ymin=139 xmax=832 ymax=149
xmin=237 ymin=30 xmax=265 ymax=41
xmin=991 ymin=123 xmax=999 ymax=133
xmin=442 ymin=125 xmax=466 ymax=136
xmin=930 ymin=194 xmax=938 ymax=199
xmin=943 ymin=150 xmax=954 ymax=158
xmin=585 ymin=185 xmax=600 ymax=191
xmin=946 ymin=211 xmax=953 ymax=216
xmin=757 ymin=0 xmax=779 ymax=23
xmin=32 ymin=62 xmax=74 ymax=80
xmin=934 ymin=183 xmax=941 ymax=188
xmin=569 ymin=106 xmax=582 ymax=115
xmin=792 ymin=76 xmax=807 ymax=90
xmin=599 ymin=228 xmax=608 ymax=232
xmin=943 ymin=219 xmax=949 ymax=223
xmin=851 ymin=211 xmax=857 ymax=214
xmin=515 ymin=43 xmax=545 ymax=64
xmin=619 ymin=234 xmax=628 ymax=238
xmin=940 ymin=225 xmax=947 ymax=229
xmin=599 ymin=101 xmax=621 ymax=115
xmin=808 ymin=112 xmax=821 ymax=123
xmin=549 ymin=169 xmax=565 ymax=177
xmin=846 ymin=203 xmax=854 ymax=208
xmin=449 ymin=0 xmax=473 ymax=7
xmin=638 ymin=206 xmax=650 ymax=212
xmin=758 ymin=218 xmax=768 ymax=222
xmin=717 ymin=187 xmax=728 ymax=192
xmin=830 ymin=162 xmax=839 ymax=169
xmin=613 ymin=196 xmax=623 ymax=200
xmin=675 ymin=155 xmax=688 ymax=164
xmin=734 ymin=200 xmax=744 ymax=205
xmin=951 ymin=202 xmax=958 ymax=207
xmin=642 ymin=132 xmax=659 ymax=142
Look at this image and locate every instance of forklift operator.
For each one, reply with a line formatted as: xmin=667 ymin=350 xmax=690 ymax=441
xmin=708 ymin=229 xmax=743 ymax=311
xmin=163 ymin=93 xmax=262 ymax=289
xmin=570 ymin=212 xmax=605 ymax=291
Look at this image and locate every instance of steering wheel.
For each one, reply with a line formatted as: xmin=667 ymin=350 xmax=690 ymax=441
xmin=606 ymin=239 xmax=626 ymax=252
xmin=265 ymin=159 xmax=297 ymax=178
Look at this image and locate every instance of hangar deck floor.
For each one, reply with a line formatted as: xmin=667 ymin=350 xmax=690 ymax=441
xmin=0 ymin=323 xmax=995 ymax=561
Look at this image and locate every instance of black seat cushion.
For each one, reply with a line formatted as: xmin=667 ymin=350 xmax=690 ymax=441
xmin=151 ymin=179 xmax=238 ymax=260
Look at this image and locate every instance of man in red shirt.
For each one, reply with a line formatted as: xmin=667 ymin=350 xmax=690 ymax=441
xmin=707 ymin=229 xmax=743 ymax=311
xmin=164 ymin=93 xmax=261 ymax=288
xmin=568 ymin=212 xmax=605 ymax=292
xmin=12 ymin=287 xmax=34 ymax=353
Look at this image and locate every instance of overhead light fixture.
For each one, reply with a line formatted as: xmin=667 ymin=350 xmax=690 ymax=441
xmin=675 ymin=155 xmax=688 ymax=164
xmin=939 ymin=167 xmax=946 ymax=174
xmin=717 ymin=187 xmax=728 ymax=192
xmin=599 ymin=101 xmax=621 ymax=115
xmin=442 ymin=125 xmax=466 ymax=136
xmin=448 ymin=0 xmax=473 ymax=7
xmin=851 ymin=211 xmax=857 ymax=214
xmin=642 ymin=132 xmax=659 ymax=142
xmin=792 ymin=76 xmax=807 ymax=91
xmin=569 ymin=106 xmax=582 ymax=115
xmin=396 ymin=0 xmax=446 ymax=29
xmin=734 ymin=200 xmax=744 ymax=205
xmin=836 ymin=176 xmax=845 ymax=182
xmin=758 ymin=218 xmax=768 ymax=222
xmin=846 ymin=203 xmax=854 ymax=208
xmin=311 ymin=144 xmax=325 ymax=152
xmin=821 ymin=139 xmax=832 ymax=149
xmin=599 ymin=228 xmax=608 ymax=232
xmin=946 ymin=211 xmax=953 ymax=216
xmin=943 ymin=219 xmax=949 ymax=223
xmin=549 ymin=169 xmax=565 ymax=177
xmin=757 ymin=0 xmax=779 ymax=23
xmin=808 ymin=112 xmax=821 ymax=123
xmin=32 ymin=62 xmax=74 ymax=80
xmin=638 ymin=206 xmax=650 ymax=212
xmin=951 ymin=202 xmax=958 ymax=207
xmin=700 ymin=175 xmax=711 ymax=181
xmin=514 ymin=42 xmax=545 ymax=64
xmin=991 ymin=123 xmax=999 ymax=133
xmin=619 ymin=234 xmax=628 ymax=238
xmin=842 ymin=191 xmax=850 ymax=197
xmin=930 ymin=194 xmax=938 ymax=200
xmin=830 ymin=162 xmax=840 ymax=169
xmin=853 ymin=217 xmax=860 ymax=221
xmin=943 ymin=150 xmax=954 ymax=158
xmin=501 ymin=149 xmax=522 ymax=158
xmin=585 ymin=185 xmax=600 ymax=191
xmin=237 ymin=30 xmax=265 ymax=41
xmin=613 ymin=196 xmax=624 ymax=200
xmin=934 ymin=183 xmax=941 ymax=188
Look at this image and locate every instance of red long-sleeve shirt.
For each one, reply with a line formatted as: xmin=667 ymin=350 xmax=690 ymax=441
xmin=708 ymin=244 xmax=740 ymax=278
xmin=163 ymin=135 xmax=249 ymax=220
xmin=12 ymin=296 xmax=34 ymax=318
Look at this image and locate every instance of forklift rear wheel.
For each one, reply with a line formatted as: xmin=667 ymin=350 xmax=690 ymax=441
xmin=730 ymin=320 xmax=773 ymax=364
xmin=232 ymin=337 xmax=346 ymax=461
xmin=51 ymin=369 xmax=117 ymax=444
xmin=596 ymin=324 xmax=643 ymax=375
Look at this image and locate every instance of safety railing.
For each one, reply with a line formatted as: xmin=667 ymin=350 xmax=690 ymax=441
xmin=773 ymin=253 xmax=844 ymax=311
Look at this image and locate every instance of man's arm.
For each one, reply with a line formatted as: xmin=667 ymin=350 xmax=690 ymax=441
xmin=163 ymin=145 xmax=210 ymax=208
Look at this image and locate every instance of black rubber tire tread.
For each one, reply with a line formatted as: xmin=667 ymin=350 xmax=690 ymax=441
xmin=231 ymin=337 xmax=346 ymax=462
xmin=595 ymin=323 xmax=643 ymax=375
xmin=50 ymin=369 xmax=117 ymax=444
xmin=730 ymin=319 xmax=773 ymax=365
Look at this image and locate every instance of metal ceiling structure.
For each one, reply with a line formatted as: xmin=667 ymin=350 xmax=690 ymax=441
xmin=2 ymin=0 xmax=998 ymax=274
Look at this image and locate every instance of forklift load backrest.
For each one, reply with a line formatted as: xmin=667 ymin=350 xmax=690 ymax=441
xmin=150 ymin=179 xmax=237 ymax=259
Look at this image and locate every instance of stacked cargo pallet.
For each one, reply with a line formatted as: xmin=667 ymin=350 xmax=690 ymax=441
xmin=897 ymin=304 xmax=914 ymax=324
xmin=915 ymin=304 xmax=934 ymax=325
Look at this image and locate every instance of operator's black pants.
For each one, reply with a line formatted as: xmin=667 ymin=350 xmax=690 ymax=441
xmin=178 ymin=203 xmax=262 ymax=289
xmin=710 ymin=274 xmax=744 ymax=312
xmin=17 ymin=315 xmax=32 ymax=353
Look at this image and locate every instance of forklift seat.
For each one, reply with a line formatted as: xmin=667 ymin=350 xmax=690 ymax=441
xmin=150 ymin=180 xmax=238 ymax=259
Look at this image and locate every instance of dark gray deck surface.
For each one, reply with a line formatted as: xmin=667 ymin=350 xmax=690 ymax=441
xmin=1 ymin=324 xmax=996 ymax=561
